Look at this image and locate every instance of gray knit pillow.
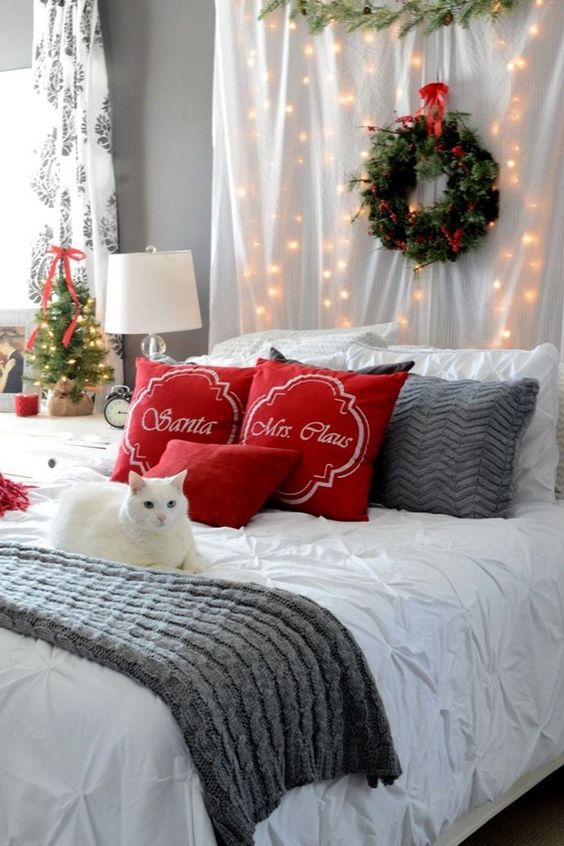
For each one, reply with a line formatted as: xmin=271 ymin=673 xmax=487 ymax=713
xmin=373 ymin=375 xmax=539 ymax=518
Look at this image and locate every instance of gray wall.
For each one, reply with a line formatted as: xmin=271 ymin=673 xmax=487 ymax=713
xmin=1 ymin=0 xmax=215 ymax=387
xmin=99 ymin=0 xmax=215 ymax=386
xmin=0 ymin=0 xmax=32 ymax=70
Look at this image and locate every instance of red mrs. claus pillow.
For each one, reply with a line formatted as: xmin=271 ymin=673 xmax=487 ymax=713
xmin=147 ymin=440 xmax=300 ymax=528
xmin=240 ymin=359 xmax=408 ymax=521
xmin=111 ymin=358 xmax=255 ymax=482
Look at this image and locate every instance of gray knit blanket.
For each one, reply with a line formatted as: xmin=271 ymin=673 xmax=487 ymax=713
xmin=0 ymin=542 xmax=401 ymax=846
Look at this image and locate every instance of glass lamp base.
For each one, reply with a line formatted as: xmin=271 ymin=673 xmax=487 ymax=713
xmin=141 ymin=333 xmax=167 ymax=359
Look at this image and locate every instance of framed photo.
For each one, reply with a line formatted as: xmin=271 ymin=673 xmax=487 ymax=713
xmin=0 ymin=308 xmax=40 ymax=412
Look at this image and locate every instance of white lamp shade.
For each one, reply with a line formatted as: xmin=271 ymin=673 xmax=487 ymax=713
xmin=105 ymin=250 xmax=202 ymax=335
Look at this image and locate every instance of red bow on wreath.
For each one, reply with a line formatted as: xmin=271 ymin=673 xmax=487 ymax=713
xmin=416 ymin=82 xmax=449 ymax=137
xmin=27 ymin=245 xmax=86 ymax=351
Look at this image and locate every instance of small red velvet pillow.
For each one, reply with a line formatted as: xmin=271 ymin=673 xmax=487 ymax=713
xmin=111 ymin=358 xmax=256 ymax=481
xmin=240 ymin=359 xmax=408 ymax=521
xmin=147 ymin=440 xmax=300 ymax=528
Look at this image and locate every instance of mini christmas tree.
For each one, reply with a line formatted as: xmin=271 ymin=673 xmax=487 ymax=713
xmin=27 ymin=250 xmax=114 ymax=403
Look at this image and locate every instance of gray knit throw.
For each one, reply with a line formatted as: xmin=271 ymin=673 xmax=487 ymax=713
xmin=0 ymin=542 xmax=401 ymax=846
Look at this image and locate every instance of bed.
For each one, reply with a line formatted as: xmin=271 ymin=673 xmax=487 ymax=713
xmin=1 ymin=328 xmax=563 ymax=846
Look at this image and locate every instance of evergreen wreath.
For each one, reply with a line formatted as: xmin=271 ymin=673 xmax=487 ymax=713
xmin=350 ymin=111 xmax=499 ymax=267
xmin=259 ymin=0 xmax=528 ymax=36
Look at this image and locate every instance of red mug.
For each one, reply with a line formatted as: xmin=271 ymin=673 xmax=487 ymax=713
xmin=14 ymin=393 xmax=40 ymax=416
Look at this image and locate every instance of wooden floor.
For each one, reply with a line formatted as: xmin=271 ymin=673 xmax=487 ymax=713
xmin=464 ymin=768 xmax=564 ymax=846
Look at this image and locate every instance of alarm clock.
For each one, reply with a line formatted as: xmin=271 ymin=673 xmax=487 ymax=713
xmin=103 ymin=385 xmax=132 ymax=429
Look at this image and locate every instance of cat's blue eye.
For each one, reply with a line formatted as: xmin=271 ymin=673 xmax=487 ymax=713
xmin=143 ymin=501 xmax=154 ymax=509
xmin=167 ymin=500 xmax=176 ymax=509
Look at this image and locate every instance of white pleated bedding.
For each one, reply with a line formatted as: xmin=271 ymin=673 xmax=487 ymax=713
xmin=1 ymin=462 xmax=563 ymax=846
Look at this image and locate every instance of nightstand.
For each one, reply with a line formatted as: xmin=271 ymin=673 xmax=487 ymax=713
xmin=0 ymin=412 xmax=123 ymax=482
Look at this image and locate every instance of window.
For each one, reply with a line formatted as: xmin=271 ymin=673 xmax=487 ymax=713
xmin=0 ymin=68 xmax=33 ymax=309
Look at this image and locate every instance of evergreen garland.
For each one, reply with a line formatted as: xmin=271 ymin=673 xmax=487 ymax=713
xmin=350 ymin=112 xmax=499 ymax=267
xmin=259 ymin=0 xmax=528 ymax=36
xmin=27 ymin=274 xmax=114 ymax=402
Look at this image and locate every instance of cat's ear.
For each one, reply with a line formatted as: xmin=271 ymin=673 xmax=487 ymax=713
xmin=170 ymin=469 xmax=187 ymax=491
xmin=128 ymin=471 xmax=146 ymax=494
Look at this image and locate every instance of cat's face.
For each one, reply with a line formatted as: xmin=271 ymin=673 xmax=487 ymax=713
xmin=124 ymin=471 xmax=189 ymax=530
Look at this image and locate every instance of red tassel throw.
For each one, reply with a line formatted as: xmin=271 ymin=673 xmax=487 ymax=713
xmin=0 ymin=473 xmax=31 ymax=518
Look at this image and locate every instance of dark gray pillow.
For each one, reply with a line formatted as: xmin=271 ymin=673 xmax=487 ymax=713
xmin=373 ymin=375 xmax=539 ymax=519
xmin=269 ymin=347 xmax=415 ymax=375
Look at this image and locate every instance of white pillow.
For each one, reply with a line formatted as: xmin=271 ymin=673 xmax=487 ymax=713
xmin=556 ymin=363 xmax=564 ymax=498
xmin=210 ymin=323 xmax=399 ymax=359
xmin=346 ymin=341 xmax=560 ymax=504
xmin=176 ymin=349 xmax=347 ymax=369
xmin=162 ymin=349 xmax=349 ymax=369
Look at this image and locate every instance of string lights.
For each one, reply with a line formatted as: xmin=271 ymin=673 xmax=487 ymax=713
xmin=235 ymin=2 xmax=548 ymax=348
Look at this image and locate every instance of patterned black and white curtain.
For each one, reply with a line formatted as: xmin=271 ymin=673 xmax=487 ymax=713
xmin=29 ymin=0 xmax=122 ymax=375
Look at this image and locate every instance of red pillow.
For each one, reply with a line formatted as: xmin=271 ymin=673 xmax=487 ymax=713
xmin=111 ymin=358 xmax=255 ymax=481
xmin=240 ymin=359 xmax=408 ymax=521
xmin=147 ymin=440 xmax=300 ymax=528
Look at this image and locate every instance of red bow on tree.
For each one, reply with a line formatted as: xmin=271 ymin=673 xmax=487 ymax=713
xmin=27 ymin=245 xmax=86 ymax=351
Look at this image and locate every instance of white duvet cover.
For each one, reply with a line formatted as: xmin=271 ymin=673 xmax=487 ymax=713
xmin=1 ymin=461 xmax=563 ymax=846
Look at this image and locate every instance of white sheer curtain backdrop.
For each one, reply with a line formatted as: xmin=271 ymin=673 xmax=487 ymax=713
xmin=211 ymin=0 xmax=564 ymax=357
xmin=29 ymin=0 xmax=122 ymax=375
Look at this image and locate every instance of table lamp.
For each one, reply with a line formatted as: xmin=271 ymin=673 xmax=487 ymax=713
xmin=105 ymin=246 xmax=202 ymax=359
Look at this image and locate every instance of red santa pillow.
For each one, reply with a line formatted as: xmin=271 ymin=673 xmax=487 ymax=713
xmin=111 ymin=358 xmax=255 ymax=481
xmin=240 ymin=359 xmax=408 ymax=521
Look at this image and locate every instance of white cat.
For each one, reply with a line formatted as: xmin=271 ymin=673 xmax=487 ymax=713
xmin=51 ymin=470 xmax=202 ymax=573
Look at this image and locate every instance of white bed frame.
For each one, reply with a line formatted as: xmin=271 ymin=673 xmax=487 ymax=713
xmin=435 ymin=754 xmax=564 ymax=845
